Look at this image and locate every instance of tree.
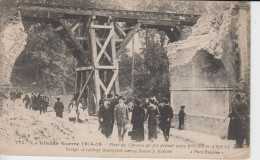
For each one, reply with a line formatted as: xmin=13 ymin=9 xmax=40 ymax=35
xmin=133 ymin=29 xmax=170 ymax=101
xmin=11 ymin=22 xmax=76 ymax=95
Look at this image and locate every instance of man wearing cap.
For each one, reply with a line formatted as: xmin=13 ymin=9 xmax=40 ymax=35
xmin=159 ymin=98 xmax=173 ymax=142
xmin=114 ymin=96 xmax=129 ymax=141
xmin=54 ymin=98 xmax=65 ymax=118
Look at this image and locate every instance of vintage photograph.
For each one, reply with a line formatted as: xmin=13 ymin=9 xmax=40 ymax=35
xmin=0 ymin=0 xmax=250 ymax=159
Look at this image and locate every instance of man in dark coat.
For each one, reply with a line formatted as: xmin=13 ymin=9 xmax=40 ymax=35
xmin=38 ymin=94 xmax=45 ymax=114
xmin=36 ymin=93 xmax=42 ymax=111
xmin=178 ymin=105 xmax=186 ymax=130
xmin=159 ymin=98 xmax=173 ymax=142
xmin=54 ymin=98 xmax=64 ymax=118
xmin=108 ymin=94 xmax=118 ymax=135
xmin=131 ymin=99 xmax=145 ymax=142
xmin=98 ymin=98 xmax=114 ymax=138
xmin=145 ymin=98 xmax=160 ymax=142
xmin=228 ymin=94 xmax=249 ymax=148
xmin=23 ymin=94 xmax=30 ymax=109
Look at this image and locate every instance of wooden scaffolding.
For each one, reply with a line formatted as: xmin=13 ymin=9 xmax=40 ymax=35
xmin=19 ymin=1 xmax=200 ymax=114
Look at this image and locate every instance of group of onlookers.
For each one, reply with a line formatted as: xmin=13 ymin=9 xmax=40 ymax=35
xmin=10 ymin=90 xmax=49 ymax=114
xmin=11 ymin=89 xmax=250 ymax=147
xmin=98 ymin=94 xmax=186 ymax=142
xmin=53 ymin=95 xmax=89 ymax=123
xmin=23 ymin=92 xmax=49 ymax=114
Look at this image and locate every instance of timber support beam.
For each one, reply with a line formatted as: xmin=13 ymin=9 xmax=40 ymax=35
xmin=19 ymin=2 xmax=200 ymax=114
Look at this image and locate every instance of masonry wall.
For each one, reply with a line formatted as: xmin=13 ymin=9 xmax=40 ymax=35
xmin=167 ymin=3 xmax=250 ymax=136
xmin=169 ymin=50 xmax=231 ymax=136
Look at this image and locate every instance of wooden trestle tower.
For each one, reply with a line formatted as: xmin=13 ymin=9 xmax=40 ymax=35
xmin=19 ymin=1 xmax=200 ymax=114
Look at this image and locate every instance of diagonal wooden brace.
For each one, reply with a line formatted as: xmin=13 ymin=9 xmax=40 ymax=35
xmin=113 ymin=22 xmax=126 ymax=38
xmin=96 ymin=38 xmax=112 ymax=63
xmin=105 ymin=70 xmax=119 ymax=94
xmin=58 ymin=19 xmax=91 ymax=65
xmin=95 ymin=30 xmax=113 ymax=65
xmin=77 ymin=70 xmax=94 ymax=103
xmin=117 ymin=23 xmax=141 ymax=59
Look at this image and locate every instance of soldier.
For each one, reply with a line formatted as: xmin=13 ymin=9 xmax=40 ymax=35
xmin=54 ymin=98 xmax=64 ymax=118
xmin=114 ymin=96 xmax=130 ymax=141
xmin=159 ymin=98 xmax=173 ymax=142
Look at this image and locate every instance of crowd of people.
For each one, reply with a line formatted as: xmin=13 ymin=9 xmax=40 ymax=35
xmin=52 ymin=95 xmax=89 ymax=124
xmin=9 ymin=89 xmax=249 ymax=147
xmin=97 ymin=94 xmax=185 ymax=142
xmin=10 ymin=90 xmax=49 ymax=114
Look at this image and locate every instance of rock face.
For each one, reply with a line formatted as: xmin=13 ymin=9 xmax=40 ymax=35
xmin=166 ymin=3 xmax=250 ymax=136
xmin=0 ymin=15 xmax=28 ymax=87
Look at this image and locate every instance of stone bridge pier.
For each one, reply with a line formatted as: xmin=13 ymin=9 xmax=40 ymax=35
xmin=167 ymin=2 xmax=250 ymax=136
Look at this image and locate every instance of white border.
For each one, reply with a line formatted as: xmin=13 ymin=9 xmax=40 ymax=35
xmin=1 ymin=1 xmax=260 ymax=160
xmin=251 ymin=1 xmax=260 ymax=160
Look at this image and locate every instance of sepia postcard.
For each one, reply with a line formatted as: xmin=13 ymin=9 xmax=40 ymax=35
xmin=0 ymin=0 xmax=250 ymax=159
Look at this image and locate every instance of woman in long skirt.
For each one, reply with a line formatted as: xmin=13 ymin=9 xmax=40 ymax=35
xmin=98 ymin=98 xmax=114 ymax=138
xmin=131 ymin=99 xmax=145 ymax=142
xmin=145 ymin=98 xmax=160 ymax=142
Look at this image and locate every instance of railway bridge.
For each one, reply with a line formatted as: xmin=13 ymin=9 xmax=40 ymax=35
xmin=18 ymin=0 xmax=200 ymax=114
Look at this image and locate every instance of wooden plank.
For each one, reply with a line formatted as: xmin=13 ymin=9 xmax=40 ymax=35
xmin=51 ymin=21 xmax=87 ymax=65
xmin=111 ymin=37 xmax=120 ymax=94
xmin=59 ymin=19 xmax=87 ymax=54
xmin=80 ymin=71 xmax=86 ymax=96
xmin=91 ymin=24 xmax=113 ymax=29
xmin=77 ymin=70 xmax=94 ymax=103
xmin=76 ymin=70 xmax=81 ymax=94
xmin=96 ymin=38 xmax=112 ymax=63
xmin=95 ymin=66 xmax=118 ymax=70
xmin=19 ymin=5 xmax=200 ymax=24
xmin=54 ymin=26 xmax=63 ymax=31
xmin=76 ymin=37 xmax=88 ymax=41
xmin=75 ymin=66 xmax=93 ymax=71
xmin=105 ymin=70 xmax=119 ymax=94
xmin=115 ymin=38 xmax=123 ymax=42
xmin=95 ymin=29 xmax=113 ymax=65
xmin=117 ymin=23 xmax=141 ymax=58
xmin=138 ymin=19 xmax=180 ymax=26
xmin=90 ymin=25 xmax=101 ymax=111
xmin=98 ymin=78 xmax=107 ymax=92
xmin=71 ymin=21 xmax=82 ymax=32
xmin=94 ymin=70 xmax=101 ymax=108
xmin=113 ymin=22 xmax=126 ymax=38
xmin=57 ymin=19 xmax=91 ymax=65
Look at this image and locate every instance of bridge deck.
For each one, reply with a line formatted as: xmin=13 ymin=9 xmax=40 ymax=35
xmin=19 ymin=0 xmax=200 ymax=27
